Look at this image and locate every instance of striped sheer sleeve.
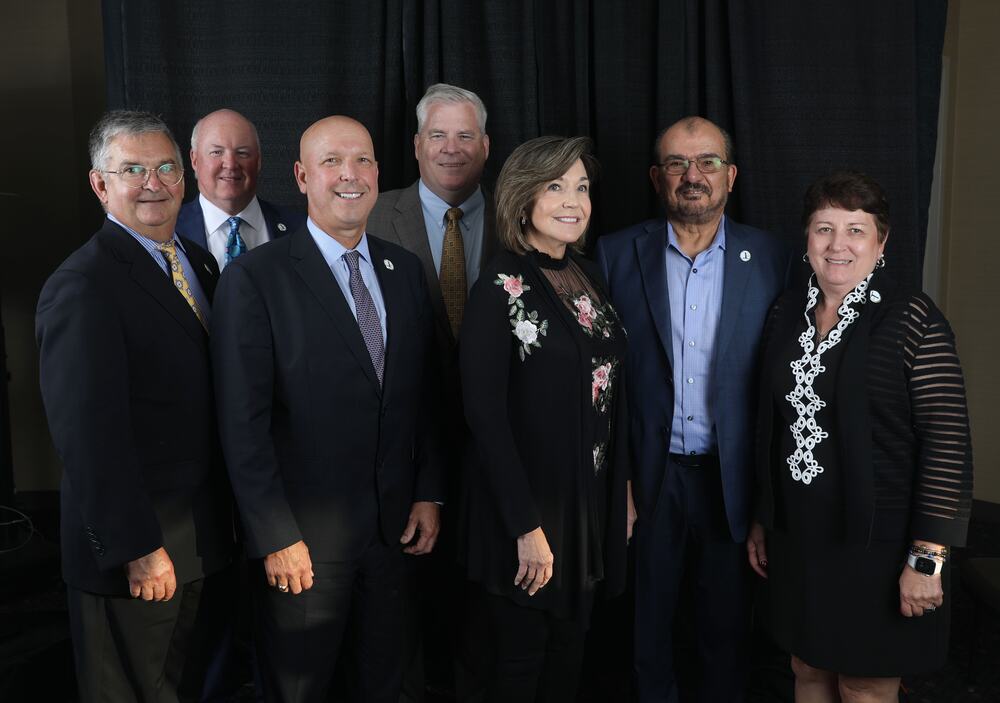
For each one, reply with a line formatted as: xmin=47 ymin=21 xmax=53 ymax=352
xmin=904 ymin=295 xmax=974 ymax=545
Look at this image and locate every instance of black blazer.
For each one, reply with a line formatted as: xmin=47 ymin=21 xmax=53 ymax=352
xmin=755 ymin=274 xmax=974 ymax=547
xmin=175 ymin=196 xmax=305 ymax=251
xmin=36 ymin=220 xmax=233 ymax=595
xmin=211 ymin=226 xmax=445 ymax=563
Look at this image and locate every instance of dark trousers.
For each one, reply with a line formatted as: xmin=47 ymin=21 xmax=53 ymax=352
xmin=255 ymin=538 xmax=405 ymax=703
xmin=634 ymin=457 xmax=751 ymax=703
xmin=484 ymin=593 xmax=587 ymax=703
xmin=67 ymin=579 xmax=212 ymax=703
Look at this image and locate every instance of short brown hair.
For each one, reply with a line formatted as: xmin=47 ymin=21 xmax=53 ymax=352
xmin=802 ymin=171 xmax=890 ymax=243
xmin=494 ymin=136 xmax=599 ymax=254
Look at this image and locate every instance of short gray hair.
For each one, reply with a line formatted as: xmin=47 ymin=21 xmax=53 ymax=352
xmin=415 ymin=83 xmax=487 ymax=134
xmin=190 ymin=108 xmax=261 ymax=152
xmin=89 ymin=110 xmax=182 ymax=171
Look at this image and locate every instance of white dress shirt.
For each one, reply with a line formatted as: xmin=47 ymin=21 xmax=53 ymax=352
xmin=200 ymin=194 xmax=271 ymax=271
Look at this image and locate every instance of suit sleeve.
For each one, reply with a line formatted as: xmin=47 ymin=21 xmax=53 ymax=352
xmin=459 ymin=269 xmax=542 ymax=539
xmin=36 ymin=270 xmax=163 ymax=569
xmin=412 ymin=261 xmax=446 ymax=502
xmin=211 ymin=262 xmax=302 ymax=558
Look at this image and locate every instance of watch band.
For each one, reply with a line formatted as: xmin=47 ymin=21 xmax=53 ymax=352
xmin=907 ymin=552 xmax=944 ymax=576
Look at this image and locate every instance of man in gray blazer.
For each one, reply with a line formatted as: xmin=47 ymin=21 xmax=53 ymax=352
xmin=368 ymin=82 xmax=497 ymax=702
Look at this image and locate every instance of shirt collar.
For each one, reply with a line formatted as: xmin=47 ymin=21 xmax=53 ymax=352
xmin=199 ymin=194 xmax=266 ymax=234
xmin=107 ymin=213 xmax=186 ymax=252
xmin=417 ymin=180 xmax=484 ymax=229
xmin=666 ymin=215 xmax=728 ymax=255
xmin=306 ymin=217 xmax=373 ymax=270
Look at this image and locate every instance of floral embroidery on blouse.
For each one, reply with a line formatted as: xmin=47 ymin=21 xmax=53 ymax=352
xmin=565 ymin=292 xmax=617 ymax=339
xmin=593 ymin=441 xmax=607 ymax=475
xmin=495 ymin=274 xmax=549 ymax=361
xmin=591 ymin=357 xmax=619 ymax=412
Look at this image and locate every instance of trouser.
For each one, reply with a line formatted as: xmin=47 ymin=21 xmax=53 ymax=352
xmin=634 ymin=455 xmax=751 ymax=703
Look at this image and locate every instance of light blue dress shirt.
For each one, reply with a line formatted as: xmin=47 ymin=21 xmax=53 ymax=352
xmin=418 ymin=180 xmax=485 ymax=290
xmin=107 ymin=214 xmax=211 ymax=325
xmin=666 ymin=217 xmax=727 ymax=455
xmin=306 ymin=218 xmax=388 ymax=345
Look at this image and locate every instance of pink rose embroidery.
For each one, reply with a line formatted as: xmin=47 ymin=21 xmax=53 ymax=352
xmin=591 ymin=358 xmax=618 ymax=412
xmin=502 ymin=277 xmax=524 ymax=298
xmin=577 ymin=311 xmax=593 ymax=329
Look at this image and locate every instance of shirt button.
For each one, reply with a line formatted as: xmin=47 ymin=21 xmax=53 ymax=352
xmin=690 ymin=304 xmax=697 ymax=311
xmin=688 ymin=340 xmax=695 ymax=347
xmin=692 ymin=268 xmax=699 ymax=273
xmin=686 ymin=415 xmax=693 ymax=421
xmin=687 ymin=378 xmax=694 ymax=384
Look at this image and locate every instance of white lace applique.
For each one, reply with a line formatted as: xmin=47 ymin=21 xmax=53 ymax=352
xmin=785 ymin=273 xmax=873 ymax=485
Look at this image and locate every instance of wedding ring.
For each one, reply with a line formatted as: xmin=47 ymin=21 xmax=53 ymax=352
xmin=277 ymin=583 xmax=289 ymax=592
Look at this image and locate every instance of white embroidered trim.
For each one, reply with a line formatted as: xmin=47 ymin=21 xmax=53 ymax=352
xmin=785 ymin=273 xmax=873 ymax=485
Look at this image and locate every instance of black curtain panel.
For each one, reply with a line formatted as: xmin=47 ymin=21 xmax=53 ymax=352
xmin=103 ymin=0 xmax=946 ymax=289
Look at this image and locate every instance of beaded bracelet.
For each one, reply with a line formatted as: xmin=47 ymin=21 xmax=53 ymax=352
xmin=909 ymin=544 xmax=949 ymax=560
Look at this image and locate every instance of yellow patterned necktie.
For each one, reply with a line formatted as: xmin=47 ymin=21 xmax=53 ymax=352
xmin=440 ymin=207 xmax=466 ymax=338
xmin=156 ymin=240 xmax=207 ymax=330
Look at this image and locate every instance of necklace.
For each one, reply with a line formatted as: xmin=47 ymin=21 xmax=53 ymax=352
xmin=785 ymin=273 xmax=873 ymax=485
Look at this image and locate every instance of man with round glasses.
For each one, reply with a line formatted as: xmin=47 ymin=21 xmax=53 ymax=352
xmin=36 ymin=110 xmax=232 ymax=702
xmin=596 ymin=116 xmax=789 ymax=702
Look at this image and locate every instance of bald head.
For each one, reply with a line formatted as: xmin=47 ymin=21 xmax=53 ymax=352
xmin=190 ymin=108 xmax=262 ymax=215
xmin=295 ymin=116 xmax=379 ymax=246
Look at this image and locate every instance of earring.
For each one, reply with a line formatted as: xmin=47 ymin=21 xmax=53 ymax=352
xmin=802 ymin=253 xmax=809 ymax=263
xmin=876 ymin=253 xmax=886 ymax=269
xmin=520 ymin=215 xmax=527 ymax=226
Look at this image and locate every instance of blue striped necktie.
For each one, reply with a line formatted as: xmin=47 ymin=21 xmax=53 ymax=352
xmin=225 ymin=216 xmax=247 ymax=264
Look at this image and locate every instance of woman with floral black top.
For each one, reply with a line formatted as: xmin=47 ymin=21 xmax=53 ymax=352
xmin=458 ymin=136 xmax=635 ymax=703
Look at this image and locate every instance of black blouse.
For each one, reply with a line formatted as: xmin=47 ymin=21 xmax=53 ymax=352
xmin=458 ymin=248 xmax=629 ymax=622
xmin=755 ymin=273 xmax=974 ymax=547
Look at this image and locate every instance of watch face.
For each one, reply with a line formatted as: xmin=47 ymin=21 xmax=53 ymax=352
xmin=915 ymin=556 xmax=937 ymax=575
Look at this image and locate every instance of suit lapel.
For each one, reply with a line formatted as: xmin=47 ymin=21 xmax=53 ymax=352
xmin=176 ymin=199 xmax=208 ymax=250
xmin=100 ymin=225 xmax=208 ymax=344
xmin=260 ymin=198 xmax=292 ymax=239
xmin=635 ymin=221 xmax=674 ymax=368
xmin=368 ymin=237 xmax=404 ymax=395
xmin=715 ymin=222 xmax=754 ymax=363
xmin=289 ymin=228 xmax=382 ymax=393
xmin=180 ymin=236 xmax=218 ymax=302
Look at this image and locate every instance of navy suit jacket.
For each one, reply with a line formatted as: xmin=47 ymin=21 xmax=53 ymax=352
xmin=175 ymin=196 xmax=304 ymax=252
xmin=596 ymin=217 xmax=789 ymax=542
xmin=211 ymin=227 xmax=445 ymax=562
xmin=36 ymin=221 xmax=233 ymax=594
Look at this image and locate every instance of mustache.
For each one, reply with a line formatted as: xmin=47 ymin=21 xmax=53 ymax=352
xmin=676 ymin=183 xmax=711 ymax=195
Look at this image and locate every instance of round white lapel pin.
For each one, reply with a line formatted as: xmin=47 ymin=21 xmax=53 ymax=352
xmin=870 ymin=290 xmax=882 ymax=303
xmin=740 ymin=250 xmax=751 ymax=262
xmin=384 ymin=259 xmax=394 ymax=271
xmin=277 ymin=223 xmax=287 ymax=232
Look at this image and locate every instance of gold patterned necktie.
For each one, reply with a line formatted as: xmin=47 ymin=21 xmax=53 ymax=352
xmin=156 ymin=240 xmax=207 ymax=330
xmin=440 ymin=207 xmax=466 ymax=338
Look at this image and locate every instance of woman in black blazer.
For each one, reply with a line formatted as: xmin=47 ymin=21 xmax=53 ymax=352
xmin=458 ymin=136 xmax=635 ymax=703
xmin=746 ymin=172 xmax=973 ymax=702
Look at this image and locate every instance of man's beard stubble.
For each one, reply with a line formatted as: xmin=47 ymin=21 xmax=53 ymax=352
xmin=666 ymin=182 xmax=726 ymax=226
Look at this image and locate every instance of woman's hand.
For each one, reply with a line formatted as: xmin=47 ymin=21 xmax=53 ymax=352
xmin=627 ymin=480 xmax=638 ymax=543
xmin=746 ymin=521 xmax=768 ymax=579
xmin=900 ymin=564 xmax=944 ymax=617
xmin=515 ymin=527 xmax=554 ymax=596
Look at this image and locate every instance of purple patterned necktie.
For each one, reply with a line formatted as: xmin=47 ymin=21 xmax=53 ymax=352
xmin=343 ymin=250 xmax=385 ymax=385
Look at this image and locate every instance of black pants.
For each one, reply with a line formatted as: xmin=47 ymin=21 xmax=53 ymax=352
xmin=67 ymin=579 xmax=211 ymax=703
xmin=484 ymin=593 xmax=587 ymax=703
xmin=254 ymin=538 xmax=405 ymax=703
xmin=634 ymin=456 xmax=751 ymax=703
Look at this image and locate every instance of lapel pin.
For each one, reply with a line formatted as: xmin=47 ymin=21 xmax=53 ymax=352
xmin=384 ymin=259 xmax=394 ymax=271
xmin=277 ymin=223 xmax=287 ymax=232
xmin=739 ymin=250 xmax=751 ymax=262
xmin=870 ymin=290 xmax=882 ymax=303
xmin=203 ymin=263 xmax=213 ymax=275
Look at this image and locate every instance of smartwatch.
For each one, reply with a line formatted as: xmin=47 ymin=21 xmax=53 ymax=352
xmin=907 ymin=552 xmax=943 ymax=576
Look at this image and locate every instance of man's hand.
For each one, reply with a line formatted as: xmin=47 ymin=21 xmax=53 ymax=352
xmin=515 ymin=527 xmax=554 ymax=596
xmin=400 ymin=501 xmax=440 ymax=555
xmin=126 ymin=547 xmax=176 ymax=601
xmin=264 ymin=540 xmax=314 ymax=595
xmin=746 ymin=521 xmax=768 ymax=579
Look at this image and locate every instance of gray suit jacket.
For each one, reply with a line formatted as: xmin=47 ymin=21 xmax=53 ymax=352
xmin=368 ymin=180 xmax=498 ymax=349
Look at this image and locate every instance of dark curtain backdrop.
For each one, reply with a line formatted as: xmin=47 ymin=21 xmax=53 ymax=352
xmin=103 ymin=0 xmax=946 ymax=290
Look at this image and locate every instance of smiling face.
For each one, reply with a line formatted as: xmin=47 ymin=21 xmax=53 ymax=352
xmin=414 ymin=101 xmax=489 ymax=206
xmin=650 ymin=118 xmax=736 ymax=226
xmin=295 ymin=116 xmax=378 ymax=246
xmin=89 ymin=131 xmax=184 ymax=242
xmin=190 ymin=109 xmax=261 ymax=215
xmin=806 ymin=206 xmax=886 ymax=300
xmin=524 ymin=158 xmax=591 ymax=259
